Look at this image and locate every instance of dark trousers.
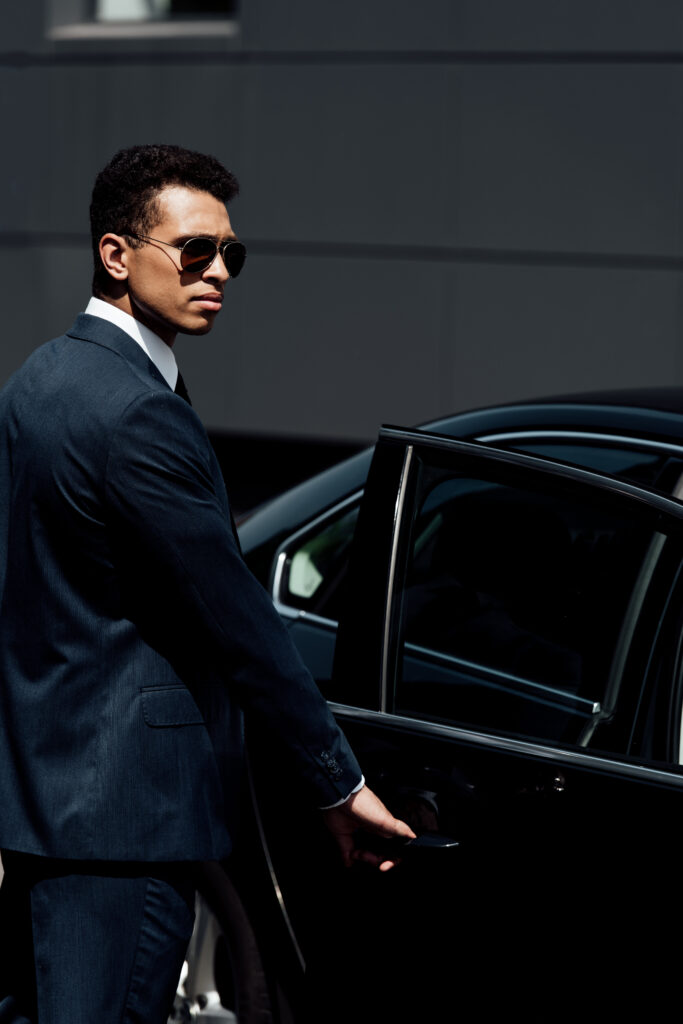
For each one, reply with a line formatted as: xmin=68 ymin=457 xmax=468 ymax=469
xmin=0 ymin=853 xmax=196 ymax=1024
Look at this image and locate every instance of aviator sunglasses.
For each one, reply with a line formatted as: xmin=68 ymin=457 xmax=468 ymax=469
xmin=130 ymin=233 xmax=247 ymax=277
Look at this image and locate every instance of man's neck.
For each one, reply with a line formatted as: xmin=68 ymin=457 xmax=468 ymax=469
xmin=100 ymin=294 xmax=176 ymax=348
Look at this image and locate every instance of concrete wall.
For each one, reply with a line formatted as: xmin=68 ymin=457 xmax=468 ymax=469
xmin=1 ymin=1 xmax=683 ymax=442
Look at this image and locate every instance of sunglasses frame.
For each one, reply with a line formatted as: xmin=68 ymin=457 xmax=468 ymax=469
xmin=129 ymin=233 xmax=246 ymax=277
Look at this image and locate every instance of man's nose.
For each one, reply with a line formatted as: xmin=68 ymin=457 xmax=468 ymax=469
xmin=204 ymin=252 xmax=229 ymax=282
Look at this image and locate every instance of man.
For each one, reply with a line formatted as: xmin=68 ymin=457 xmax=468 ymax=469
xmin=0 ymin=144 xmax=413 ymax=1024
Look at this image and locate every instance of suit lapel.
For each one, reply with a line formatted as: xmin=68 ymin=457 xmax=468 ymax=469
xmin=66 ymin=313 xmax=242 ymax=551
xmin=66 ymin=313 xmax=172 ymax=393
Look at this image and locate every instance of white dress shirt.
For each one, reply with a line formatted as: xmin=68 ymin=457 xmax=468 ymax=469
xmin=85 ymin=297 xmax=178 ymax=391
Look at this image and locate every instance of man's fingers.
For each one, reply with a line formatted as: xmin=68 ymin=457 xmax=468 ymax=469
xmin=351 ymin=848 xmax=402 ymax=871
xmin=342 ymin=786 xmax=417 ymax=842
xmin=322 ymin=784 xmax=417 ymax=871
xmin=375 ymin=817 xmax=415 ymax=840
xmin=336 ymin=834 xmax=355 ymax=869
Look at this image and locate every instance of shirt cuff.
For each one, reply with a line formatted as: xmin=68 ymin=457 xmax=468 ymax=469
xmin=319 ymin=775 xmax=365 ymax=810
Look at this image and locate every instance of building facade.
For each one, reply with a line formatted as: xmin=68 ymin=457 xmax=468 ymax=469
xmin=2 ymin=1 xmax=683 ymax=448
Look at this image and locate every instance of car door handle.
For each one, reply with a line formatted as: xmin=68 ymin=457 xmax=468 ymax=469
xmin=358 ymin=830 xmax=460 ymax=860
xmin=403 ymin=833 xmax=460 ymax=851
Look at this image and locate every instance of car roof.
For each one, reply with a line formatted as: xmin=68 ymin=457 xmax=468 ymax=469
xmin=424 ymin=388 xmax=683 ymax=443
xmin=239 ymin=388 xmax=683 ymax=556
xmin=511 ymin=387 xmax=683 ymax=414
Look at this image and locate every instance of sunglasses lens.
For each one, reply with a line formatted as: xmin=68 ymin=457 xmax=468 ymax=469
xmin=180 ymin=238 xmax=216 ymax=273
xmin=180 ymin=239 xmax=247 ymax=276
xmin=223 ymin=242 xmax=246 ymax=278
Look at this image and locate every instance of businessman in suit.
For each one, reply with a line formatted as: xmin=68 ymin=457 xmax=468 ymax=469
xmin=0 ymin=144 xmax=413 ymax=1024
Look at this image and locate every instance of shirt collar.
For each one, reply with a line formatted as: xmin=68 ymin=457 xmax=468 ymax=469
xmin=84 ymin=297 xmax=178 ymax=392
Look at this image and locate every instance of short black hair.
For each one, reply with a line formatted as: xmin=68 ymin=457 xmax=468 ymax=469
xmin=90 ymin=143 xmax=240 ymax=297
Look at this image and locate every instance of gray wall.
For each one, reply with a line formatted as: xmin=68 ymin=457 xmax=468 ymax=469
xmin=2 ymin=1 xmax=683 ymax=441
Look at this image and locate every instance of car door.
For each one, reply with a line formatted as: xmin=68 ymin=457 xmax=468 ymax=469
xmin=268 ymin=429 xmax=683 ymax=704
xmin=247 ymin=427 xmax=683 ymax=1022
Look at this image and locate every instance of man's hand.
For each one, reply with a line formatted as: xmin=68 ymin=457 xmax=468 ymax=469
xmin=322 ymin=785 xmax=416 ymax=872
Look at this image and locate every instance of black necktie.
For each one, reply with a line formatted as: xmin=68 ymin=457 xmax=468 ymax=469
xmin=175 ymin=372 xmax=192 ymax=405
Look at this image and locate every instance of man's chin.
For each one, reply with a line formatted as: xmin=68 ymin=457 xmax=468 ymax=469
xmin=179 ymin=319 xmax=216 ymax=337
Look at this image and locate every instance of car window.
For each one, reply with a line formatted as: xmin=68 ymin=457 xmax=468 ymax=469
xmin=504 ymin=440 xmax=673 ymax=489
xmin=392 ymin=464 xmax=663 ymax=749
xmin=276 ymin=437 xmax=679 ymax=696
xmin=278 ymin=504 xmax=359 ymax=622
xmin=278 ymin=441 xmax=672 ymax=622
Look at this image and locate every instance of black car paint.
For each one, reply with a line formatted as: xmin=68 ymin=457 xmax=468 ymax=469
xmin=228 ymin=391 xmax=683 ymax=1022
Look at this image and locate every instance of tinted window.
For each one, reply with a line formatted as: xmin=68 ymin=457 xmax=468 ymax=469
xmin=505 ymin=440 xmax=675 ymax=489
xmin=393 ymin=465 xmax=662 ymax=747
xmin=277 ymin=436 xmax=680 ymax=695
xmin=278 ymin=505 xmax=359 ymax=623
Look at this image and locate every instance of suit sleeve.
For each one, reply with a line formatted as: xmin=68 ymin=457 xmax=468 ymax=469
xmin=104 ymin=389 xmax=362 ymax=807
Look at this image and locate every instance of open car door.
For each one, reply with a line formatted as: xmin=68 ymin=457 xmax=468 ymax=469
xmin=248 ymin=427 xmax=683 ymax=1022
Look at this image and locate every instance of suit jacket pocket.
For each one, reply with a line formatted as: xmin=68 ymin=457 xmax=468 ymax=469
xmin=141 ymin=685 xmax=205 ymax=727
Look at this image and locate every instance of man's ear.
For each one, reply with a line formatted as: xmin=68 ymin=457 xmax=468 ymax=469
xmin=98 ymin=234 xmax=130 ymax=284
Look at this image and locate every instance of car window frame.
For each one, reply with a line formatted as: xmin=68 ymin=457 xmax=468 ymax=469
xmin=271 ymin=428 xmax=683 ymax=715
xmin=272 ymin=429 xmax=683 ymax=629
xmin=479 ymin=429 xmax=683 ymax=458
xmin=388 ymin=445 xmax=679 ymax=750
xmin=332 ymin=427 xmax=683 ymax=750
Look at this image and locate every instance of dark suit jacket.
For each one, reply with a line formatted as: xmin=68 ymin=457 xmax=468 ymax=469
xmin=0 ymin=314 xmax=361 ymax=862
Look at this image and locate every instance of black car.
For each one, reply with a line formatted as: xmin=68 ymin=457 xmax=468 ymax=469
xmin=178 ymin=389 xmax=683 ymax=1022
